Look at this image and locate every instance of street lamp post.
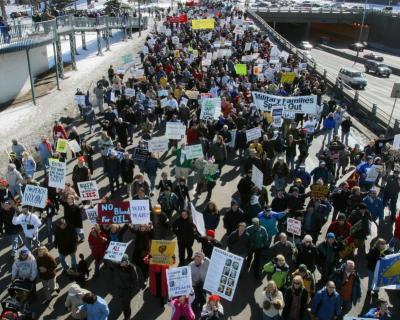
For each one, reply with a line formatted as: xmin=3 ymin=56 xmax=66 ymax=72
xmin=353 ymin=0 xmax=367 ymax=65
xmin=138 ymin=0 xmax=141 ymax=37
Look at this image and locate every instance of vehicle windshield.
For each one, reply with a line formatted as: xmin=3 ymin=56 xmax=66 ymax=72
xmin=378 ymin=64 xmax=389 ymax=68
xmin=351 ymin=72 xmax=363 ymax=77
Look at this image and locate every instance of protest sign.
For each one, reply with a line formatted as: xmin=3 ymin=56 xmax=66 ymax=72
xmin=167 ymin=267 xmax=192 ymax=298
xmin=172 ymin=36 xmax=179 ymax=45
xmin=74 ymin=95 xmax=86 ymax=106
xmin=150 ymin=240 xmax=176 ymax=265
xmin=125 ymin=88 xmax=136 ymax=98
xmin=22 ymin=185 xmax=48 ymax=208
xmin=192 ymin=18 xmax=215 ymax=30
xmin=185 ymin=90 xmax=199 ymax=100
xmin=48 ymin=161 xmax=66 ymax=189
xmin=77 ymin=181 xmax=99 ymax=200
xmin=180 ymin=97 xmax=189 ymax=107
xmin=202 ymin=58 xmax=212 ymax=66
xmin=97 ymin=201 xmax=131 ymax=224
xmin=204 ymin=247 xmax=244 ymax=301
xmin=283 ymin=111 xmax=296 ymax=120
xmin=234 ymin=64 xmax=247 ymax=76
xmin=160 ymin=98 xmax=169 ymax=108
xmin=252 ymin=92 xmax=318 ymax=114
xmin=246 ymin=127 xmax=262 ymax=142
xmin=121 ymin=53 xmax=133 ymax=64
xmin=310 ymin=184 xmax=329 ymax=198
xmin=85 ymin=207 xmax=98 ymax=224
xmin=148 ymin=138 xmax=169 ymax=153
xmin=68 ymin=140 xmax=81 ymax=153
xmin=104 ymin=241 xmax=128 ymax=262
xmin=158 ymin=89 xmax=169 ymax=97
xmin=200 ymin=98 xmax=221 ymax=120
xmin=166 ymin=122 xmax=186 ymax=140
xmin=185 ymin=144 xmax=203 ymax=160
xmin=116 ymin=67 xmax=126 ymax=75
xmin=280 ymin=72 xmax=296 ymax=84
xmin=373 ymin=253 xmax=400 ymax=289
xmin=366 ymin=165 xmax=382 ymax=182
xmin=393 ymin=134 xmax=400 ymax=150
xmin=244 ymin=42 xmax=251 ymax=51
xmin=56 ymin=139 xmax=68 ymax=153
xmin=107 ymin=148 xmax=124 ymax=161
xmin=130 ymin=199 xmax=151 ymax=224
xmin=251 ymin=165 xmax=263 ymax=189
xmin=190 ymin=203 xmax=206 ymax=236
xmin=287 ymin=218 xmax=301 ymax=236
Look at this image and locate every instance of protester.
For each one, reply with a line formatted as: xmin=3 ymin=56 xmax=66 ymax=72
xmin=36 ymin=246 xmax=59 ymax=304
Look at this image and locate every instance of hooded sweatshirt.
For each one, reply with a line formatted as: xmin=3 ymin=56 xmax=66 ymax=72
xmin=12 ymin=253 xmax=37 ymax=281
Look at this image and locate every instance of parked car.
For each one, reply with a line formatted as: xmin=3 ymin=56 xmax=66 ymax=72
xmin=364 ymin=60 xmax=392 ymax=77
xmin=363 ymin=52 xmax=384 ymax=62
xmin=337 ymin=67 xmax=367 ymax=89
xmin=299 ymin=41 xmax=313 ymax=50
xmin=349 ymin=42 xmax=365 ymax=52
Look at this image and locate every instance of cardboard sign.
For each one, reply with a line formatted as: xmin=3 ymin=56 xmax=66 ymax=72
xmin=287 ymin=218 xmax=301 ymax=236
xmin=104 ymin=241 xmax=128 ymax=262
xmin=280 ymin=72 xmax=296 ymax=84
xmin=68 ymin=140 xmax=81 ymax=153
xmin=234 ymin=64 xmax=247 ymax=76
xmin=74 ymin=95 xmax=86 ymax=106
xmin=252 ymin=92 xmax=318 ymax=114
xmin=130 ymin=199 xmax=151 ymax=224
xmin=148 ymin=138 xmax=169 ymax=153
xmin=158 ymin=89 xmax=169 ymax=97
xmin=78 ymin=181 xmax=99 ymax=200
xmin=251 ymin=165 xmax=263 ymax=189
xmin=56 ymin=139 xmax=68 ymax=153
xmin=185 ymin=144 xmax=203 ymax=160
xmin=366 ymin=165 xmax=382 ymax=182
xmin=48 ymin=161 xmax=66 ymax=189
xmin=310 ymin=184 xmax=329 ymax=198
xmin=167 ymin=266 xmax=192 ymax=298
xmin=191 ymin=203 xmax=205 ymax=236
xmin=166 ymin=122 xmax=186 ymax=140
xmin=125 ymin=88 xmax=136 ymax=98
xmin=203 ymin=247 xmax=244 ymax=301
xmin=22 ymin=185 xmax=48 ymax=208
xmin=85 ymin=207 xmax=98 ymax=224
xmin=200 ymin=98 xmax=221 ymax=120
xmin=150 ymin=240 xmax=176 ymax=265
xmin=246 ymin=127 xmax=262 ymax=142
xmin=97 ymin=201 xmax=131 ymax=224
xmin=192 ymin=18 xmax=215 ymax=30
xmin=185 ymin=90 xmax=199 ymax=100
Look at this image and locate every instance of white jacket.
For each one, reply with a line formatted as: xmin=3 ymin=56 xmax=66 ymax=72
xmin=12 ymin=213 xmax=41 ymax=238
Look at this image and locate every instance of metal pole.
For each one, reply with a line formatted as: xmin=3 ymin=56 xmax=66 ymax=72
xmin=139 ymin=0 xmax=141 ymax=37
xmin=387 ymin=95 xmax=398 ymax=135
xmin=26 ymin=49 xmax=36 ymax=105
xmin=52 ymin=42 xmax=60 ymax=90
xmin=353 ymin=0 xmax=367 ymax=65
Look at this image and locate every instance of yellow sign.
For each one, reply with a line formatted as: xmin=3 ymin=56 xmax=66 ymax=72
xmin=234 ymin=64 xmax=247 ymax=76
xmin=56 ymin=139 xmax=68 ymax=153
xmin=280 ymin=72 xmax=296 ymax=84
xmin=150 ymin=240 xmax=176 ymax=266
xmin=192 ymin=19 xmax=215 ymax=30
xmin=49 ymin=158 xmax=59 ymax=163
xmin=175 ymin=50 xmax=180 ymax=58
xmin=185 ymin=90 xmax=199 ymax=100
xmin=310 ymin=184 xmax=329 ymax=198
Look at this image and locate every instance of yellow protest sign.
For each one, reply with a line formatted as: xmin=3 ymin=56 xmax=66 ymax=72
xmin=280 ymin=72 xmax=296 ymax=84
xmin=192 ymin=19 xmax=215 ymax=30
xmin=56 ymin=139 xmax=68 ymax=153
xmin=150 ymin=240 xmax=176 ymax=265
xmin=310 ymin=184 xmax=329 ymax=198
xmin=175 ymin=50 xmax=180 ymax=58
xmin=234 ymin=64 xmax=247 ymax=76
xmin=49 ymin=158 xmax=59 ymax=163
xmin=185 ymin=90 xmax=199 ymax=100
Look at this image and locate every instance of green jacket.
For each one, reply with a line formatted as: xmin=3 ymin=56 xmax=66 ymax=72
xmin=176 ymin=148 xmax=192 ymax=169
xmin=246 ymin=225 xmax=269 ymax=249
xmin=263 ymin=261 xmax=290 ymax=290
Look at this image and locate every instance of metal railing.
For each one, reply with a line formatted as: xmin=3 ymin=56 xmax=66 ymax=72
xmin=247 ymin=9 xmax=398 ymax=131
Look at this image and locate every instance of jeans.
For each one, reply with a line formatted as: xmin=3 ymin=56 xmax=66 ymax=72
xmin=8 ymin=184 xmax=22 ymax=199
xmin=41 ymin=157 xmax=50 ymax=172
xmin=46 ymin=216 xmax=54 ymax=244
xmin=59 ymin=253 xmax=77 ymax=271
xmin=41 ymin=277 xmax=58 ymax=300
xmin=148 ymin=175 xmax=156 ymax=191
xmin=341 ymin=299 xmax=353 ymax=317
xmin=383 ymin=193 xmax=398 ymax=220
xmin=274 ymin=176 xmax=286 ymax=192
xmin=368 ymin=270 xmax=375 ymax=291
xmin=24 ymin=236 xmax=40 ymax=251
xmin=7 ymin=233 xmax=23 ymax=257
xmin=322 ymin=128 xmax=333 ymax=146
xmin=341 ymin=131 xmax=349 ymax=146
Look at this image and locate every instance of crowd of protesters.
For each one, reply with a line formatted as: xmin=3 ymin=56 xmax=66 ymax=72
xmin=0 ymin=0 xmax=399 ymax=319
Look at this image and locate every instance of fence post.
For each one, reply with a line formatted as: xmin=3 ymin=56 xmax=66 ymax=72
xmin=26 ymin=49 xmax=36 ymax=105
xmin=81 ymin=31 xmax=87 ymax=50
xmin=55 ymin=37 xmax=64 ymax=79
xmin=372 ymin=103 xmax=377 ymax=115
xmin=69 ymin=33 xmax=77 ymax=70
xmin=96 ymin=29 xmax=103 ymax=56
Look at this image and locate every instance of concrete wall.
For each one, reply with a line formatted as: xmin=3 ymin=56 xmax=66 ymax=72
xmin=0 ymin=46 xmax=49 ymax=104
xmin=366 ymin=14 xmax=400 ymax=51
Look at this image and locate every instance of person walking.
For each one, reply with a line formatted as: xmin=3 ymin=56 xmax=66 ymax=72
xmin=54 ymin=219 xmax=78 ymax=272
xmin=76 ymin=292 xmax=109 ymax=320
xmin=65 ymin=284 xmax=90 ymax=319
xmin=0 ymin=200 xmax=23 ymax=258
xmin=12 ymin=206 xmax=41 ymax=250
xmin=173 ymin=210 xmax=195 ymax=266
xmin=246 ymin=217 xmax=269 ymax=279
xmin=36 ymin=246 xmax=59 ymax=304
xmin=88 ymin=224 xmax=108 ymax=277
xmin=311 ymin=281 xmax=341 ymax=320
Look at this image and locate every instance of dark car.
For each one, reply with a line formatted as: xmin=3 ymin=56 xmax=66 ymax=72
xmin=364 ymin=60 xmax=392 ymax=78
xmin=349 ymin=42 xmax=365 ymax=52
xmin=363 ymin=52 xmax=384 ymax=62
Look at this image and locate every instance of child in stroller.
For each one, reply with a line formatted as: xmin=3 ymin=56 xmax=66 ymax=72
xmin=1 ymin=279 xmax=36 ymax=320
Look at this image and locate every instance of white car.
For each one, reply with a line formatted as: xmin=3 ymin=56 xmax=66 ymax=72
xmin=299 ymin=41 xmax=313 ymax=50
xmin=337 ymin=67 xmax=368 ymax=90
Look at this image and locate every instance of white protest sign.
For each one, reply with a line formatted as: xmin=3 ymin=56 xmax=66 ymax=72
xmin=185 ymin=144 xmax=203 ymax=160
xmin=125 ymin=88 xmax=136 ymax=98
xmin=244 ymin=42 xmax=251 ymax=51
xmin=74 ymin=95 xmax=86 ymax=106
xmin=204 ymin=247 xmax=244 ymax=301
xmin=191 ymin=203 xmax=205 ymax=236
xmin=166 ymin=266 xmax=193 ymax=298
xmin=78 ymin=181 xmax=99 ymax=200
xmin=130 ymin=199 xmax=151 ymax=224
xmin=200 ymin=98 xmax=221 ymax=120
xmin=166 ymin=122 xmax=185 ymax=140
xmin=104 ymin=241 xmax=128 ymax=262
xmin=85 ymin=207 xmax=98 ymax=224
xmin=160 ymin=98 xmax=169 ymax=108
xmin=158 ymin=89 xmax=169 ymax=97
xmin=251 ymin=165 xmax=263 ymax=189
xmin=283 ymin=111 xmax=296 ymax=120
xmin=68 ymin=140 xmax=81 ymax=153
xmin=172 ymin=36 xmax=179 ymax=45
xmin=272 ymin=107 xmax=283 ymax=128
xmin=246 ymin=127 xmax=262 ymax=142
xmin=22 ymin=185 xmax=48 ymax=208
xmin=48 ymin=161 xmax=66 ymax=189
xmin=393 ymin=134 xmax=400 ymax=150
xmin=286 ymin=218 xmax=301 ymax=236
xmin=366 ymin=165 xmax=382 ymax=182
xmin=148 ymin=138 xmax=169 ymax=153
xmin=252 ymin=92 xmax=318 ymax=114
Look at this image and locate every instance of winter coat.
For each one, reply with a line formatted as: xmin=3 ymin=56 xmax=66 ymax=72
xmin=54 ymin=224 xmax=78 ymax=255
xmin=269 ymin=241 xmax=295 ymax=268
xmin=203 ymin=208 xmax=220 ymax=231
xmin=88 ymin=229 xmax=108 ymax=261
xmin=263 ymin=261 xmax=290 ymax=290
xmin=261 ymin=290 xmax=284 ymax=317
xmin=144 ymin=157 xmax=160 ymax=176
xmin=63 ymin=203 xmax=83 ymax=229
xmin=0 ymin=207 xmax=21 ymax=234
xmin=169 ymin=294 xmax=195 ymax=320
xmin=107 ymin=157 xmax=121 ymax=178
xmin=198 ymin=237 xmax=222 ymax=258
xmin=246 ymin=225 xmax=269 ymax=249
xmin=114 ymin=263 xmax=140 ymax=303
xmin=363 ymin=195 xmax=384 ymax=221
xmin=296 ymin=243 xmax=318 ymax=272
xmin=78 ymin=295 xmax=109 ymax=320
xmin=208 ymin=142 xmax=227 ymax=163
xmin=323 ymin=117 xmax=335 ymax=130
xmin=120 ymin=158 xmax=135 ymax=183
xmin=311 ymin=288 xmax=341 ymax=320
xmin=12 ymin=253 xmax=37 ymax=281
xmin=12 ymin=213 xmax=41 ymax=239
xmin=98 ymin=137 xmax=113 ymax=157
xmin=6 ymin=168 xmax=23 ymax=186
xmin=258 ymin=211 xmax=285 ymax=238
xmin=330 ymin=264 xmax=361 ymax=304
xmin=22 ymin=157 xmax=36 ymax=176
xmin=173 ymin=217 xmax=195 ymax=246
xmin=227 ymin=230 xmax=250 ymax=257
xmin=282 ymin=287 xmax=308 ymax=319
xmin=223 ymin=208 xmax=246 ymax=235
xmin=37 ymin=253 xmax=57 ymax=280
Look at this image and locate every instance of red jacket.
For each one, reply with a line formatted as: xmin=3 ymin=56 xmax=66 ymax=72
xmin=187 ymin=128 xmax=199 ymax=145
xmin=52 ymin=125 xmax=67 ymax=140
xmin=327 ymin=221 xmax=352 ymax=239
xmin=394 ymin=215 xmax=400 ymax=238
xmin=88 ymin=229 xmax=108 ymax=261
xmin=148 ymin=263 xmax=169 ymax=298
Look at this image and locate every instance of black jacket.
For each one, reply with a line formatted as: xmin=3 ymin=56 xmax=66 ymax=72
xmin=296 ymin=243 xmax=318 ymax=272
xmin=62 ymin=203 xmax=83 ymax=229
xmin=223 ymin=208 xmax=246 ymax=235
xmin=54 ymin=224 xmax=78 ymax=255
xmin=120 ymin=158 xmax=135 ymax=183
xmin=282 ymin=287 xmax=309 ymax=319
xmin=173 ymin=217 xmax=195 ymax=246
xmin=0 ymin=207 xmax=21 ymax=234
xmin=227 ymin=230 xmax=250 ymax=257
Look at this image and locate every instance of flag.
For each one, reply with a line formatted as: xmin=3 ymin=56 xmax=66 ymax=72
xmin=374 ymin=253 xmax=400 ymax=289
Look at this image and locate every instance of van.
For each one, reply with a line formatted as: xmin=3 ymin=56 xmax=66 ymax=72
xmin=337 ymin=67 xmax=367 ymax=89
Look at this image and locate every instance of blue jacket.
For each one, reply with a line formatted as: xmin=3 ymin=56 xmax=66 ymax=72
xmin=330 ymin=264 xmax=361 ymax=305
xmin=363 ymin=195 xmax=384 ymax=221
xmin=323 ymin=117 xmax=335 ymax=130
xmin=258 ymin=211 xmax=285 ymax=238
xmin=363 ymin=307 xmax=391 ymax=319
xmin=356 ymin=161 xmax=372 ymax=185
xmin=144 ymin=157 xmax=161 ymax=176
xmin=292 ymin=168 xmax=311 ymax=188
xmin=79 ymin=296 xmax=109 ymax=320
xmin=311 ymin=287 xmax=341 ymax=319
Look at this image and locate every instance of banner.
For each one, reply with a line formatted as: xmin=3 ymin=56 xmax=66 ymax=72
xmin=251 ymin=165 xmax=263 ymax=189
xmin=192 ymin=18 xmax=215 ymax=30
xmin=252 ymin=92 xmax=318 ymax=114
xmin=234 ymin=64 xmax=247 ymax=76
xmin=168 ymin=14 xmax=188 ymax=23
xmin=373 ymin=253 xmax=400 ymax=289
xmin=104 ymin=241 xmax=128 ymax=262
xmin=125 ymin=88 xmax=136 ymax=98
xmin=148 ymin=138 xmax=169 ymax=153
xmin=203 ymin=247 xmax=244 ymax=301
xmin=78 ymin=181 xmax=99 ymax=200
xmin=310 ymin=184 xmax=329 ymax=198
xmin=287 ymin=218 xmax=301 ymax=236
xmin=56 ymin=139 xmax=68 ymax=153
xmin=167 ymin=266 xmax=193 ymax=298
xmin=158 ymin=89 xmax=169 ymax=97
xmin=185 ymin=144 xmax=203 ymax=160
xmin=130 ymin=199 xmax=151 ymax=224
xmin=150 ymin=240 xmax=176 ymax=265
xmin=48 ymin=161 xmax=66 ymax=189
xmin=22 ymin=185 xmax=48 ymax=208
xmin=97 ymin=201 xmax=131 ymax=224
xmin=85 ymin=207 xmax=98 ymax=224
xmin=200 ymin=98 xmax=221 ymax=120
xmin=191 ymin=203 xmax=205 ymax=236
xmin=68 ymin=140 xmax=81 ymax=153
xmin=246 ymin=127 xmax=262 ymax=142
xmin=166 ymin=122 xmax=186 ymax=140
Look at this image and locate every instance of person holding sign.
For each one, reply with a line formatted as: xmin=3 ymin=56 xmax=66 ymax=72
xmin=12 ymin=206 xmax=41 ymax=251
xmin=167 ymin=291 xmax=195 ymax=320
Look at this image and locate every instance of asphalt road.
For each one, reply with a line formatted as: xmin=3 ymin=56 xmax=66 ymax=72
xmin=310 ymin=47 xmax=400 ymax=121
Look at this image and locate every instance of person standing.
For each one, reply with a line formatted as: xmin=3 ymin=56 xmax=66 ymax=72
xmin=54 ymin=219 xmax=78 ymax=272
xmin=22 ymin=152 xmax=36 ymax=179
xmin=6 ymin=164 xmax=23 ymax=199
xmin=246 ymin=217 xmax=269 ymax=279
xmin=36 ymin=136 xmax=53 ymax=173
xmin=340 ymin=116 xmax=352 ymax=146
xmin=367 ymin=239 xmax=390 ymax=296
xmin=76 ymin=292 xmax=109 ymax=320
xmin=72 ymin=157 xmax=91 ymax=195
xmin=189 ymin=252 xmax=210 ymax=314
xmin=61 ymin=195 xmax=84 ymax=242
xmin=88 ymin=224 xmax=108 ymax=277
xmin=36 ymin=246 xmax=59 ymax=304
xmin=223 ymin=200 xmax=246 ymax=236
xmin=321 ymin=113 xmax=335 ymax=147
xmin=261 ymin=280 xmax=284 ymax=320
xmin=173 ymin=210 xmax=195 ymax=266
xmin=11 ymin=248 xmax=37 ymax=284
xmin=382 ymin=169 xmax=400 ymax=221
xmin=107 ymin=152 xmax=121 ymax=194
xmin=121 ymin=152 xmax=135 ymax=196
xmin=65 ymin=284 xmax=90 ymax=320
xmin=227 ymin=222 xmax=250 ymax=262
xmin=282 ymin=275 xmax=309 ymax=320
xmin=144 ymin=153 xmax=161 ymax=192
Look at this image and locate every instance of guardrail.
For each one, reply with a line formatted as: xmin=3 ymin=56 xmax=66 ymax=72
xmin=246 ymin=9 xmax=398 ymax=132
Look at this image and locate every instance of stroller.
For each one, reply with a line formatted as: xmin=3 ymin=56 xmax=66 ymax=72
xmin=0 ymin=279 xmax=36 ymax=320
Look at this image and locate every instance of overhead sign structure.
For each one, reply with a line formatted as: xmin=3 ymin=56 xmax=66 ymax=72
xmin=252 ymin=92 xmax=318 ymax=114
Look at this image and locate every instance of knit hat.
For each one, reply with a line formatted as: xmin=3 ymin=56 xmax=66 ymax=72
xmin=206 ymin=230 xmax=215 ymax=237
xmin=121 ymin=254 xmax=129 ymax=263
xmin=68 ymin=283 xmax=82 ymax=296
xmin=298 ymin=264 xmax=307 ymax=272
xmin=326 ymin=232 xmax=335 ymax=239
xmin=208 ymin=295 xmax=220 ymax=302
